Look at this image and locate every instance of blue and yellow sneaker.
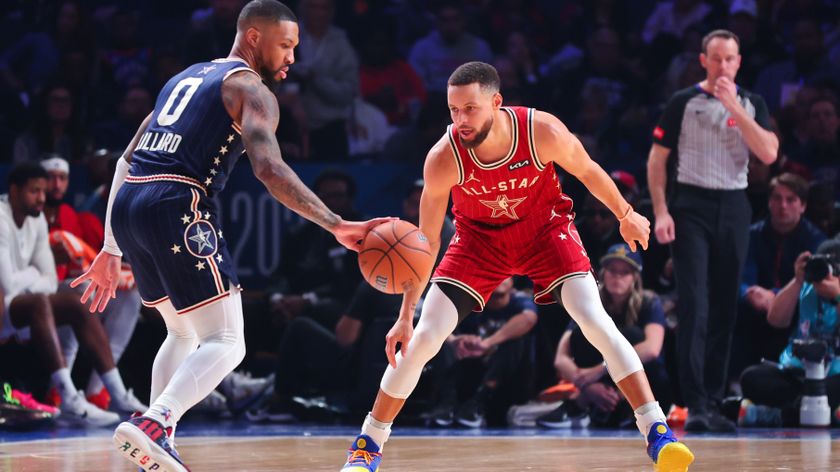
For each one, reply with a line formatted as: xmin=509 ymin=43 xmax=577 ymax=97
xmin=647 ymin=422 xmax=694 ymax=472
xmin=341 ymin=434 xmax=382 ymax=472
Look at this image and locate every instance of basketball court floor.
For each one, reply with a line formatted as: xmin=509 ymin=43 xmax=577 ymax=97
xmin=1 ymin=421 xmax=838 ymax=471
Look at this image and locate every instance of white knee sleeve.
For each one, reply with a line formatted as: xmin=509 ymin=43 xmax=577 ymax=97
xmin=150 ymin=299 xmax=198 ymax=404
xmin=560 ymin=273 xmax=643 ymax=381
xmin=380 ymin=284 xmax=459 ymax=399
xmin=151 ymin=287 xmax=245 ymax=423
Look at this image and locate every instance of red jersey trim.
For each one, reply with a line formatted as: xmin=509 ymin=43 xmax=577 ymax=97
xmin=527 ymin=108 xmax=546 ymax=171
xmin=445 ymin=125 xmax=465 ymax=185
xmin=465 ymin=107 xmax=518 ymax=170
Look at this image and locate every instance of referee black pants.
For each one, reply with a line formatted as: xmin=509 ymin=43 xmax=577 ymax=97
xmin=671 ymin=183 xmax=751 ymax=413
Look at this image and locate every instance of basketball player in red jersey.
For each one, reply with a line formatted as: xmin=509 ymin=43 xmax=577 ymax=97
xmin=341 ymin=62 xmax=694 ymax=472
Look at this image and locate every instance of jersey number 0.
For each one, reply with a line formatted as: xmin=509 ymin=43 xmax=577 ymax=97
xmin=157 ymin=77 xmax=204 ymax=126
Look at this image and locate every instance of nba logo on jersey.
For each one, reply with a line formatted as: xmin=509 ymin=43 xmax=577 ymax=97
xmin=184 ymin=220 xmax=218 ymax=258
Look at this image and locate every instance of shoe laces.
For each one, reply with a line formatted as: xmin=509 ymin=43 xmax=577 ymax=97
xmin=3 ymin=383 xmax=20 ymax=406
xmin=347 ymin=448 xmax=381 ymax=465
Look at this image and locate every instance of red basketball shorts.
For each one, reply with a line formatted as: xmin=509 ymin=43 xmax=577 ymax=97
xmin=431 ymin=212 xmax=591 ymax=310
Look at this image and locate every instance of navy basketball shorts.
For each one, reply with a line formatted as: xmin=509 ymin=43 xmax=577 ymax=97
xmin=112 ymin=176 xmax=239 ymax=313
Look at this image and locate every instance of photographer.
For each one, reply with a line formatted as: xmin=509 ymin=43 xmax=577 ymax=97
xmin=739 ymin=240 xmax=840 ymax=426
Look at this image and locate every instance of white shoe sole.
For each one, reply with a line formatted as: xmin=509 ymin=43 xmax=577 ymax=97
xmin=113 ymin=422 xmax=187 ymax=472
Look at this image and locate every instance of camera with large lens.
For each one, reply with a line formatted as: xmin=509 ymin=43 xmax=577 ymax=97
xmin=792 ymin=338 xmax=831 ymax=427
xmin=803 ymin=254 xmax=839 ymax=283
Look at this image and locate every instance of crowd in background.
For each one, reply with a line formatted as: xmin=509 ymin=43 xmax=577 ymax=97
xmin=0 ymin=0 xmax=839 ymax=430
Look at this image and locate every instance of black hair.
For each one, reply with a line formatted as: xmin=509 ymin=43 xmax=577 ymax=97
xmin=237 ymin=0 xmax=297 ymax=31
xmin=448 ymin=61 xmax=500 ymax=94
xmin=8 ymin=162 xmax=48 ymax=188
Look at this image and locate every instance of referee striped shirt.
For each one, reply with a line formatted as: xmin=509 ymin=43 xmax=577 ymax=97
xmin=652 ymin=84 xmax=771 ymax=190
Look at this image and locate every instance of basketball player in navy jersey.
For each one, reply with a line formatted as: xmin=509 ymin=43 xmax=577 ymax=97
xmin=71 ymin=1 xmax=391 ymax=470
xmin=340 ymin=62 xmax=694 ymax=472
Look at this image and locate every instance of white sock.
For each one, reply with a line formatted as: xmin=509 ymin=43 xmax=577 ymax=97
xmin=100 ymin=368 xmax=127 ymax=400
xmin=86 ymin=372 xmax=104 ymax=396
xmin=145 ymin=395 xmax=182 ymax=430
xmin=360 ymin=413 xmax=392 ymax=451
xmin=634 ymin=401 xmax=667 ymax=438
xmin=50 ymin=367 xmax=77 ymax=402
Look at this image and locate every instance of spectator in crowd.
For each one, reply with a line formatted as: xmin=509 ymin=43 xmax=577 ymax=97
xmin=433 ymin=277 xmax=538 ymax=428
xmin=408 ymin=3 xmax=493 ymax=93
xmin=291 ymin=0 xmax=358 ymax=160
xmin=0 ymin=1 xmax=94 ymax=96
xmin=253 ymin=179 xmax=453 ymax=420
xmin=755 ymin=17 xmax=839 ymax=112
xmin=184 ymin=0 xmax=246 ymax=65
xmin=357 ymin=18 xmax=427 ymax=127
xmin=40 ymin=156 xmax=144 ymax=411
xmin=792 ymin=95 xmax=840 ymax=197
xmin=734 ymin=173 xmax=826 ymax=378
xmin=98 ymin=7 xmax=152 ymax=91
xmin=642 ymin=0 xmax=712 ymax=46
xmin=647 ymin=29 xmax=778 ymax=432
xmin=806 ymin=181 xmax=840 ymax=238
xmin=267 ymin=169 xmax=364 ymax=329
xmin=13 ymin=83 xmax=87 ymax=163
xmin=576 ymin=194 xmax=624 ymax=269
xmin=0 ymin=163 xmax=144 ymax=425
xmin=92 ymin=85 xmax=154 ymax=151
xmin=739 ymin=241 xmax=840 ymax=426
xmin=537 ymin=244 xmax=670 ymax=429
xmin=381 ymin=99 xmax=450 ymax=163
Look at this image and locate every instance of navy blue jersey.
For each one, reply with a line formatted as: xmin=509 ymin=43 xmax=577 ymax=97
xmin=131 ymin=59 xmax=257 ymax=195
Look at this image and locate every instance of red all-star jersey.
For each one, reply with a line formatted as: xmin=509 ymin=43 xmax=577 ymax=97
xmin=447 ymin=106 xmax=574 ymax=229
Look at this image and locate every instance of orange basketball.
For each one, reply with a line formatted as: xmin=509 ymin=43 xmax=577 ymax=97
xmin=358 ymin=220 xmax=434 ymax=294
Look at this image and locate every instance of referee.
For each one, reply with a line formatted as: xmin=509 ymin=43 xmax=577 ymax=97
xmin=646 ymin=29 xmax=778 ymax=432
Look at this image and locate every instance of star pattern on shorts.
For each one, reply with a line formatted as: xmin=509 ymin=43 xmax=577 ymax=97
xmin=226 ymin=134 xmax=234 ymax=143
xmin=205 ymin=177 xmax=213 ymax=186
xmin=210 ymin=168 xmax=218 ymax=175
xmin=213 ymin=156 xmax=221 ymax=166
xmin=181 ymin=214 xmax=191 ymax=225
xmin=219 ymin=145 xmax=228 ymax=155
xmin=171 ymin=244 xmax=181 ymax=254
xmin=453 ymin=234 xmax=460 ymax=244
xmin=195 ymin=260 xmax=206 ymax=271
xmin=204 ymin=211 xmax=210 ymax=220
xmin=558 ymin=233 xmax=568 ymax=240
xmin=216 ymin=254 xmax=223 ymax=263
xmin=218 ymin=230 xmax=224 ymax=239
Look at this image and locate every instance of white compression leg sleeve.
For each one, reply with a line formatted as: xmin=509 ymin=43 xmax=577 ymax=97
xmin=147 ymin=287 xmax=245 ymax=425
xmin=380 ymin=284 xmax=459 ymax=399
xmin=149 ymin=298 xmax=198 ymax=406
xmin=559 ymin=273 xmax=643 ymax=382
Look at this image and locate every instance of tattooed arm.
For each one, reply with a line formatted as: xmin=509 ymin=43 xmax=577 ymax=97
xmin=223 ymin=70 xmax=340 ymax=230
xmin=222 ymin=71 xmax=393 ymax=251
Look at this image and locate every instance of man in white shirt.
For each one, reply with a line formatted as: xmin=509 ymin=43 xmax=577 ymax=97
xmin=0 ymin=163 xmax=145 ymax=426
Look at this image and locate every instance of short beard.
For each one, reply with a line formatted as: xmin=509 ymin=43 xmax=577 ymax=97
xmin=259 ymin=65 xmax=286 ymax=89
xmin=46 ymin=195 xmax=62 ymax=207
xmin=459 ymin=116 xmax=493 ymax=149
xmin=25 ymin=207 xmax=42 ymax=217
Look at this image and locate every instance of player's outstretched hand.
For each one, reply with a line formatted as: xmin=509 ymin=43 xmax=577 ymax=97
xmin=619 ymin=210 xmax=650 ymax=252
xmin=333 ymin=217 xmax=398 ymax=252
xmin=70 ymin=251 xmax=121 ymax=313
xmin=385 ymin=317 xmax=414 ymax=369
